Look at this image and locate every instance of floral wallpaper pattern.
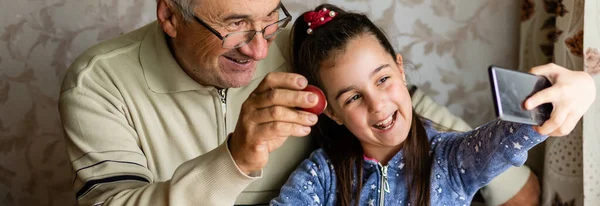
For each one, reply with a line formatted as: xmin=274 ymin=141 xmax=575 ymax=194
xmin=585 ymin=48 xmax=600 ymax=75
xmin=0 ymin=1 xmax=156 ymax=205
xmin=4 ymin=0 xmax=596 ymax=205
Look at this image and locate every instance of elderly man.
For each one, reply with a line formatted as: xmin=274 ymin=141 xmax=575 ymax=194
xmin=59 ymin=0 xmax=539 ymax=205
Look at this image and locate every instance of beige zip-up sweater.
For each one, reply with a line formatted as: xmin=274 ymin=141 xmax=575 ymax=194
xmin=59 ymin=21 xmax=527 ymax=206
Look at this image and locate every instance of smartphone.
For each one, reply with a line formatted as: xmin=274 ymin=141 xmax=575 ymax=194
xmin=488 ymin=65 xmax=553 ymax=125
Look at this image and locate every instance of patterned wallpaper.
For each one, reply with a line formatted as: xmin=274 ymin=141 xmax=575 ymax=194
xmin=0 ymin=0 xmax=522 ymax=205
xmin=0 ymin=1 xmax=156 ymax=205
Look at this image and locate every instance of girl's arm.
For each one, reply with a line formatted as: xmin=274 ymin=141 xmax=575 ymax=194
xmin=432 ymin=64 xmax=594 ymax=200
xmin=270 ymin=149 xmax=335 ymax=205
xmin=431 ymin=119 xmax=547 ymax=196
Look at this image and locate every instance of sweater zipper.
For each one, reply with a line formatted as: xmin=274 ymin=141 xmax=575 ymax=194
xmin=378 ymin=163 xmax=390 ymax=206
xmin=217 ymin=88 xmax=228 ymax=138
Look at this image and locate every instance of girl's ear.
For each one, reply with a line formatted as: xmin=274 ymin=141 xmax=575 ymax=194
xmin=324 ymin=107 xmax=343 ymax=125
xmin=395 ymin=53 xmax=406 ymax=82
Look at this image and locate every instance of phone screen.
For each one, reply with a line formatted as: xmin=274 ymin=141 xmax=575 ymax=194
xmin=489 ymin=65 xmax=553 ymax=125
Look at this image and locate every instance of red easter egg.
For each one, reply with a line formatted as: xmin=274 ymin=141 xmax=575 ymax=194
xmin=302 ymin=85 xmax=327 ymax=115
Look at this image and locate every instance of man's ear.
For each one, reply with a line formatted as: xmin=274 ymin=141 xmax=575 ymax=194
xmin=323 ymin=107 xmax=343 ymax=125
xmin=157 ymin=0 xmax=179 ymax=38
xmin=395 ymin=53 xmax=406 ymax=82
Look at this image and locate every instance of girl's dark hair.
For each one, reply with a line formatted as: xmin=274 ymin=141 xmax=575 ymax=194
xmin=290 ymin=4 xmax=432 ymax=206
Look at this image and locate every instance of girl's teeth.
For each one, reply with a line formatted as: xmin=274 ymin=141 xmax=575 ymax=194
xmin=375 ymin=114 xmax=393 ymax=127
xmin=372 ymin=111 xmax=397 ymax=130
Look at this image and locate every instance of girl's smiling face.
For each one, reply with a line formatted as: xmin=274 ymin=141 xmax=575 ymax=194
xmin=321 ymin=34 xmax=413 ymax=157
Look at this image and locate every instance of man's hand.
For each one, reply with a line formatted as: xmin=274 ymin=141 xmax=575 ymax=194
xmin=229 ymin=72 xmax=319 ymax=175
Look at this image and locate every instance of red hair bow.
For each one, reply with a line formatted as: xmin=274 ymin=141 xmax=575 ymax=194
xmin=303 ymin=8 xmax=337 ymax=34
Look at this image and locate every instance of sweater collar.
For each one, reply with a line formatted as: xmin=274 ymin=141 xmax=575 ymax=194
xmin=362 ymin=120 xmax=437 ymax=171
xmin=363 ymin=150 xmax=405 ymax=171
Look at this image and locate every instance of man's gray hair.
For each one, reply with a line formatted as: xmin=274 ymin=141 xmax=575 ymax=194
xmin=169 ymin=0 xmax=196 ymax=22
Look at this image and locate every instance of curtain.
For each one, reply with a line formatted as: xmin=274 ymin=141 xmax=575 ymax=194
xmin=582 ymin=0 xmax=600 ymax=205
xmin=520 ymin=0 xmax=600 ymax=205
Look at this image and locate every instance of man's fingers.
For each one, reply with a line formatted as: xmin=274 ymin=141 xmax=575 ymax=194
xmin=251 ymin=88 xmax=318 ymax=109
xmin=254 ymin=72 xmax=308 ymax=93
xmin=256 ymin=122 xmax=311 ymax=139
xmin=536 ymin=107 xmax=568 ymax=135
xmin=524 ymin=86 xmax=560 ymax=110
xmin=252 ymin=106 xmax=318 ymax=126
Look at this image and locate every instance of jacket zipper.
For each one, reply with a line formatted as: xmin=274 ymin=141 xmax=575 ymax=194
xmin=217 ymin=88 xmax=228 ymax=138
xmin=378 ymin=163 xmax=390 ymax=206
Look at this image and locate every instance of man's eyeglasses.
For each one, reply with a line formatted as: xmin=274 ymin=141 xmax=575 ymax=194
xmin=192 ymin=3 xmax=292 ymax=49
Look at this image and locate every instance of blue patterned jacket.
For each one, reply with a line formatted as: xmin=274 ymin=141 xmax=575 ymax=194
xmin=270 ymin=119 xmax=547 ymax=206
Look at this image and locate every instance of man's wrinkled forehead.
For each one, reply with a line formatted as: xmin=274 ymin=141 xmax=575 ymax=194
xmin=197 ymin=0 xmax=281 ymax=20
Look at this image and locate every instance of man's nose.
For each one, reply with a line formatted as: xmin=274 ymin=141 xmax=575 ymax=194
xmin=239 ymin=34 xmax=269 ymax=61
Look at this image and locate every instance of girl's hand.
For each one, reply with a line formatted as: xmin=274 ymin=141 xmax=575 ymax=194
xmin=524 ymin=63 xmax=596 ymax=136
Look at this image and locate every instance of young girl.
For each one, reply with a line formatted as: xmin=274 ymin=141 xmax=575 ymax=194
xmin=271 ymin=4 xmax=595 ymax=206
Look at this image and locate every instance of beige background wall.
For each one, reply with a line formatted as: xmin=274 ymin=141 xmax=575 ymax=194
xmin=0 ymin=0 xmax=525 ymax=205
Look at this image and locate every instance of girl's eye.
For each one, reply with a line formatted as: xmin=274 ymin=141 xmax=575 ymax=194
xmin=377 ymin=76 xmax=390 ymax=85
xmin=345 ymin=94 xmax=362 ymax=105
